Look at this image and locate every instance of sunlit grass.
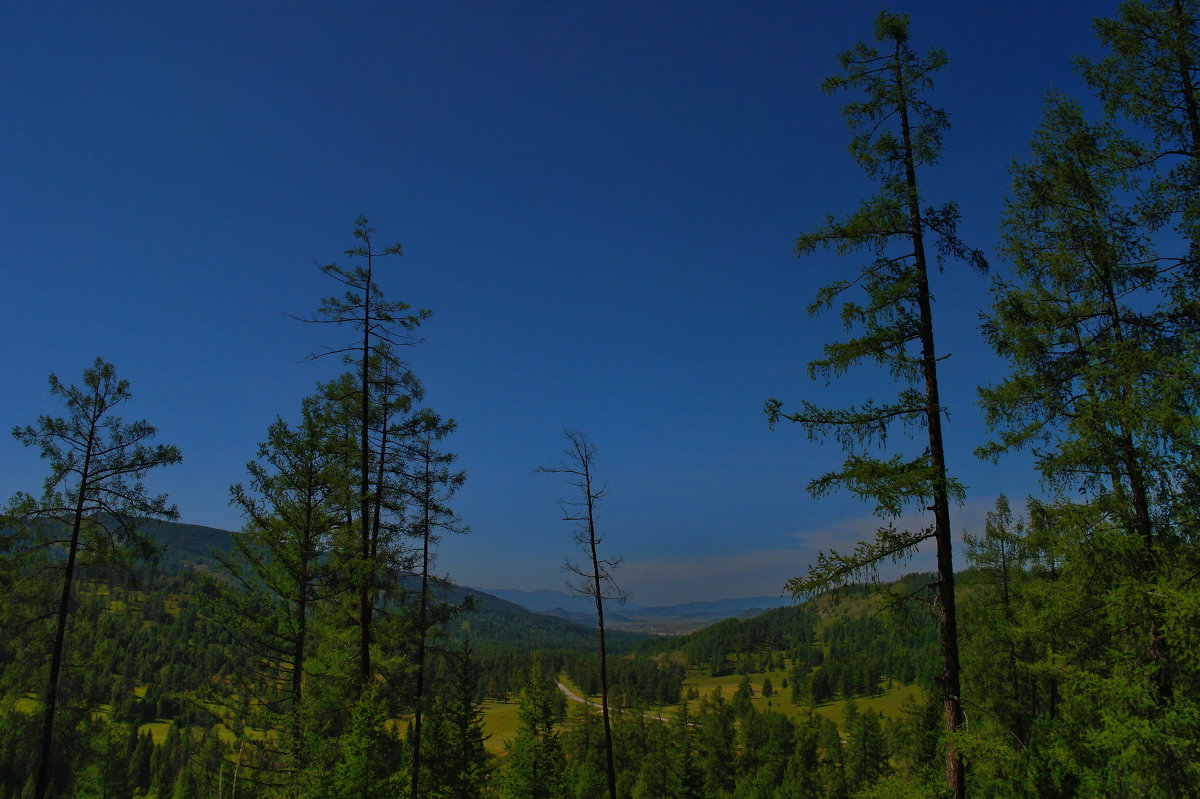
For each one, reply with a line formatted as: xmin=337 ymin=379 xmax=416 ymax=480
xmin=139 ymin=720 xmax=172 ymax=745
xmin=545 ymin=663 xmax=923 ymax=732
xmin=480 ymin=698 xmax=522 ymax=755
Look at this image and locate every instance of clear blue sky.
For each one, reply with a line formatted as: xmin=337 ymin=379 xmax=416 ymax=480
xmin=2 ymin=1 xmax=1107 ymax=603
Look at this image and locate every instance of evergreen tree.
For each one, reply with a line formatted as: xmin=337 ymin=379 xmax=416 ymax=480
xmin=214 ymin=393 xmax=353 ymax=787
xmin=502 ymin=656 xmax=566 ymax=799
xmin=1082 ymin=0 xmax=1200 ymax=261
xmin=817 ymin=717 xmax=848 ymax=799
xmin=983 ymin=88 xmax=1200 ymax=792
xmin=735 ymin=709 xmax=796 ymax=797
xmin=765 ymin=13 xmax=983 ymax=797
xmin=424 ymin=639 xmax=490 ymax=799
xmin=7 ymin=358 xmax=182 ymax=799
xmin=303 ymin=216 xmax=429 ymax=690
xmin=331 ymin=687 xmax=404 ymax=799
xmin=731 ymin=675 xmax=754 ymax=718
xmin=846 ymin=708 xmax=890 ymax=793
xmin=960 ymin=496 xmax=1037 ymax=755
xmin=780 ymin=714 xmax=824 ymax=799
xmin=694 ymin=690 xmax=735 ymax=797
xmin=129 ymin=730 xmax=154 ymax=795
xmin=408 ymin=409 xmax=467 ymax=799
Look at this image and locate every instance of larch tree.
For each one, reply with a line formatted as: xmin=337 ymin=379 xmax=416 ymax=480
xmin=764 ymin=13 xmax=985 ymax=798
xmin=538 ymin=430 xmax=622 ymax=799
xmin=981 ymin=86 xmax=1200 ymax=792
xmin=1082 ymin=0 xmax=1200 ymax=248
xmin=1081 ymin=0 xmax=1200 ymax=540
xmin=8 ymin=358 xmax=181 ymax=799
xmin=407 ymin=408 xmax=467 ymax=799
xmin=302 ymin=216 xmax=429 ymax=688
xmin=960 ymin=496 xmax=1035 ymax=752
xmin=213 ymin=393 xmax=354 ymax=785
xmin=1079 ymin=0 xmax=1200 ymax=553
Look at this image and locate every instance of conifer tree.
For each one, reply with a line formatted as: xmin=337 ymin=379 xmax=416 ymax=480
xmin=694 ymin=689 xmax=735 ymax=796
xmin=502 ymin=656 xmax=566 ymax=799
xmin=982 ymin=80 xmax=1200 ymax=796
xmin=960 ymin=496 xmax=1036 ymax=752
xmin=8 ymin=358 xmax=181 ymax=799
xmin=332 ymin=687 xmax=404 ymax=799
xmin=407 ymin=409 xmax=467 ymax=799
xmin=845 ymin=707 xmax=889 ymax=792
xmin=817 ymin=716 xmax=848 ymax=799
xmin=1081 ymin=0 xmax=1200 ymax=256
xmin=423 ymin=639 xmax=490 ymax=799
xmin=303 ymin=217 xmax=429 ymax=688
xmin=213 ymin=393 xmax=353 ymax=786
xmin=765 ymin=13 xmax=983 ymax=797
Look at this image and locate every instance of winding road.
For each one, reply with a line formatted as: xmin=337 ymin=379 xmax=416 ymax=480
xmin=555 ymin=680 xmax=672 ymax=723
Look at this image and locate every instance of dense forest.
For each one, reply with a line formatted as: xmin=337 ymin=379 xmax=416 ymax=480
xmin=5 ymin=2 xmax=1200 ymax=796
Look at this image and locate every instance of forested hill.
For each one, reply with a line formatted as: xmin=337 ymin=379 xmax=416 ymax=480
xmin=425 ymin=580 xmax=648 ymax=653
xmin=136 ymin=518 xmax=232 ymax=570
xmin=138 ymin=517 xmax=645 ymax=652
xmin=632 ymin=573 xmax=941 ymax=698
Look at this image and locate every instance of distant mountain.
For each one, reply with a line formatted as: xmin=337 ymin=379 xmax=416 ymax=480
xmin=635 ymin=596 xmax=792 ymax=618
xmin=477 ymin=588 xmax=646 ymax=615
xmin=428 ymin=583 xmax=646 ymax=652
xmin=479 ymin=587 xmax=793 ymax=635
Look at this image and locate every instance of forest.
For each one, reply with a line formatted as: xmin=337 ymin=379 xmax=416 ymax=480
xmin=4 ymin=1 xmax=1200 ymax=797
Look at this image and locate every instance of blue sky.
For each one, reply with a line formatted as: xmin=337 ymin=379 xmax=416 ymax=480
xmin=3 ymin=1 xmax=1108 ymax=604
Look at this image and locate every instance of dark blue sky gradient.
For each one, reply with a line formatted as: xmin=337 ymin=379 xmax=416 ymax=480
xmin=3 ymin=1 xmax=1107 ymax=602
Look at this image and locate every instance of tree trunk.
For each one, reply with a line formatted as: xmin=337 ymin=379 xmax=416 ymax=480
xmin=33 ymin=424 xmax=95 ymax=799
xmin=358 ymin=251 xmax=374 ymax=690
xmin=590 ymin=514 xmax=618 ymax=799
xmin=896 ymin=42 xmax=965 ymax=799
xmin=411 ymin=445 xmax=433 ymax=799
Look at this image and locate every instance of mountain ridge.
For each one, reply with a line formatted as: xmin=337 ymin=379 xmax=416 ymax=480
xmin=481 ymin=587 xmax=794 ymax=634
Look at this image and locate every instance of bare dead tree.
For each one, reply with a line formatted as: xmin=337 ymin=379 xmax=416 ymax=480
xmin=537 ymin=430 xmax=623 ymax=799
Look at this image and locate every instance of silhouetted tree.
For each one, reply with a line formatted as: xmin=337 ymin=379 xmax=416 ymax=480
xmin=538 ymin=430 xmax=623 ymax=799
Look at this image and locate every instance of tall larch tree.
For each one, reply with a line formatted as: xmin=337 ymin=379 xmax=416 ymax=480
xmin=8 ymin=358 xmax=181 ymax=799
xmin=1081 ymin=0 xmax=1200 ymax=545
xmin=304 ymin=216 xmax=429 ymax=688
xmin=765 ymin=13 xmax=985 ymax=798
xmin=407 ymin=408 xmax=467 ymax=799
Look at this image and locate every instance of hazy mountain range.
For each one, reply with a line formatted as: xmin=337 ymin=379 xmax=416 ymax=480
xmin=135 ymin=519 xmax=789 ymax=635
xmin=480 ymin=587 xmax=793 ymax=634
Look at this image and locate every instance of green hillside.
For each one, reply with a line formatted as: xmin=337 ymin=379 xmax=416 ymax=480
xmin=134 ymin=517 xmax=647 ymax=654
xmin=137 ymin=517 xmax=233 ymax=570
